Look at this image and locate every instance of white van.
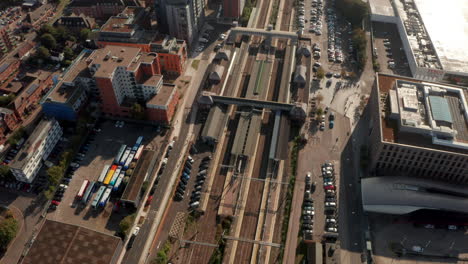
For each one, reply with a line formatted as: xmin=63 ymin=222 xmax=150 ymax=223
xmin=190 ymin=201 xmax=200 ymax=209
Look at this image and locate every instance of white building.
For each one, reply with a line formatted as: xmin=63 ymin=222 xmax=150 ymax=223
xmin=10 ymin=119 xmax=63 ymax=183
xmin=369 ymin=0 xmax=468 ymax=85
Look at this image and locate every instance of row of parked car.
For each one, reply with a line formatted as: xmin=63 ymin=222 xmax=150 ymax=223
xmin=174 ymin=156 xmax=194 ymax=202
xmin=302 ymin=172 xmax=316 ymax=238
xmin=383 ymin=39 xmax=397 ymax=69
xmin=322 ymin=162 xmax=338 ymax=233
xmin=189 ymin=155 xmax=212 ymax=209
xmin=305 ymin=0 xmax=324 ymax=35
xmin=49 ymin=184 xmax=68 ymax=211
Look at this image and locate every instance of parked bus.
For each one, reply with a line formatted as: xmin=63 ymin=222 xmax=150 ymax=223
xmin=110 ymin=166 xmax=122 ymax=186
xmin=92 ymin=186 xmax=107 ymax=209
xmin=124 ymin=152 xmax=135 ymax=170
xmin=103 ymin=165 xmax=118 ymax=185
xmin=119 ymin=148 xmax=131 ymax=166
xmin=134 ymin=145 xmax=144 ymax=161
xmin=134 ymin=136 xmax=143 ymax=149
xmin=98 ymin=165 xmax=110 ymax=183
xmin=114 ymin=144 xmax=127 ymax=164
xmin=99 ymin=186 xmax=113 ymax=207
xmin=113 ymin=172 xmax=125 ymax=191
xmin=76 ymin=180 xmax=90 ymax=200
xmin=82 ymin=181 xmax=95 ymax=204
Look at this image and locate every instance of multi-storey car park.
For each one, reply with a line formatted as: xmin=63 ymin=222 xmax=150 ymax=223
xmin=369 ymin=0 xmax=468 ymax=84
xmin=369 ymin=73 xmax=468 ymax=183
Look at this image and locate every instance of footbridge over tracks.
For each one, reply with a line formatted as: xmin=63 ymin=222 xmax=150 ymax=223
xmin=197 ymin=92 xmax=306 ymax=121
xmin=228 ymin=27 xmax=299 ymax=46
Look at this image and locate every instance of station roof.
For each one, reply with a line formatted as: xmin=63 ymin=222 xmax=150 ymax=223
xmin=22 ymin=219 xmax=121 ymax=264
xmin=201 ymin=105 xmax=228 ymax=143
xmin=121 ymin=149 xmax=155 ymax=203
xmin=362 ymin=176 xmax=468 ymax=215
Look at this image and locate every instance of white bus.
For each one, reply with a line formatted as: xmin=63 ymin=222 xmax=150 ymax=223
xmin=76 ymin=180 xmax=90 ymax=200
xmin=98 ymin=165 xmax=110 ymax=183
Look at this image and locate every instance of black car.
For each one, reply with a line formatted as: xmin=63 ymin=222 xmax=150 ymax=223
xmin=176 ymin=188 xmax=184 ymax=196
xmin=180 ymin=177 xmax=188 ymax=185
xmin=202 ymin=156 xmax=212 ymax=162
xmin=48 ymin=204 xmax=57 ymax=211
xmin=174 ymin=193 xmax=183 ymax=201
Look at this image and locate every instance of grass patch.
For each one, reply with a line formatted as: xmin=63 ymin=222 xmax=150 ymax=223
xmin=191 ymin=59 xmax=200 ymax=70
xmin=278 ymin=135 xmax=301 ymax=261
xmin=269 ymin=0 xmax=280 ymax=27
xmin=152 ymin=240 xmax=172 ymax=264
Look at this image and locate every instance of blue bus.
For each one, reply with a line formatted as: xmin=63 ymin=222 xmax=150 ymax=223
xmin=132 ymin=136 xmax=143 ymax=151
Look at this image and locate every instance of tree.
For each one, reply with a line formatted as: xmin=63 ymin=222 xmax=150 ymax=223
xmin=47 ymin=165 xmax=64 ymax=185
xmin=7 ymin=127 xmax=25 ymax=145
xmin=316 ymin=67 xmax=325 ymax=79
xmin=39 ymin=24 xmax=56 ymax=36
xmin=0 ymin=93 xmax=15 ymax=107
xmin=141 ymin=181 xmax=149 ymax=195
xmin=316 ymin=108 xmax=323 ymax=116
xmin=80 ymin=28 xmax=91 ymax=40
xmin=315 ymin=93 xmax=324 ymax=104
xmin=0 ymin=166 xmax=11 ymax=179
xmin=131 ymin=103 xmax=145 ymax=120
xmin=54 ymin=26 xmax=68 ymax=42
xmin=119 ymin=214 xmax=135 ymax=236
xmin=63 ymin=47 xmax=74 ymax=60
xmin=335 ymin=0 xmax=368 ymax=27
xmin=68 ymin=36 xmax=77 ymax=42
xmin=0 ymin=212 xmax=18 ymax=251
xmin=40 ymin=33 xmax=57 ymax=49
xmin=36 ymin=46 xmax=50 ymax=60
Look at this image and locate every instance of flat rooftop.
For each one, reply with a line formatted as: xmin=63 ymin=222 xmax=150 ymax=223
xmin=377 ymin=73 xmax=468 ymax=155
xmin=22 ymin=219 xmax=121 ymax=264
xmin=147 ymin=84 xmax=175 ymax=106
xmin=413 ymin=0 xmax=468 ymax=73
xmin=369 ymin=0 xmax=394 ymax=17
xmin=89 ymin=46 xmax=141 ymax=78
xmin=101 ymin=17 xmax=135 ymax=34
xmin=121 ymin=149 xmax=155 ymax=203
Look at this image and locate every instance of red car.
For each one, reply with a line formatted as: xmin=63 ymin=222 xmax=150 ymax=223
xmin=324 ymin=185 xmax=335 ymax=190
xmin=51 ymin=200 xmax=60 ymax=205
xmin=145 ymin=195 xmax=153 ymax=206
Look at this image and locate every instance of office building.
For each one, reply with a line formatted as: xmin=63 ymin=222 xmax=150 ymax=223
xmin=159 ymin=0 xmax=205 ymax=46
xmin=369 ymin=0 xmax=468 ymax=84
xmin=9 ymin=118 xmax=62 ymax=183
xmin=68 ymin=0 xmax=139 ymax=20
xmin=368 ymin=73 xmax=468 ymax=183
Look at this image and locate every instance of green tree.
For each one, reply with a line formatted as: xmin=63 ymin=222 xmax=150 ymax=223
xmin=43 ymin=185 xmax=56 ymax=200
xmin=63 ymin=47 xmax=74 ymax=60
xmin=316 ymin=67 xmax=325 ymax=79
xmin=119 ymin=214 xmax=135 ymax=236
xmin=40 ymin=33 xmax=57 ymax=49
xmin=0 ymin=166 xmax=11 ymax=179
xmin=80 ymin=28 xmax=91 ymax=40
xmin=352 ymin=28 xmax=367 ymax=71
xmin=39 ymin=24 xmax=56 ymax=36
xmin=0 ymin=212 xmax=18 ymax=251
xmin=316 ymin=108 xmax=323 ymax=116
xmin=54 ymin=26 xmax=68 ymax=42
xmin=7 ymin=127 xmax=25 ymax=145
xmin=0 ymin=93 xmax=15 ymax=107
xmin=47 ymin=165 xmax=64 ymax=186
xmin=68 ymin=36 xmax=77 ymax=42
xmin=36 ymin=46 xmax=51 ymax=60
xmin=335 ymin=0 xmax=369 ymax=27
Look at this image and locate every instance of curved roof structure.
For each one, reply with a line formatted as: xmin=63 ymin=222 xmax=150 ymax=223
xmin=362 ymin=177 xmax=468 ymax=215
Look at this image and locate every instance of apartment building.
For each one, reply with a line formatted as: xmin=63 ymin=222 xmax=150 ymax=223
xmin=0 ymin=58 xmax=20 ymax=91
xmin=88 ymin=45 xmax=178 ymax=123
xmin=42 ymin=51 xmax=95 ymax=121
xmin=222 ymin=0 xmax=245 ymax=19
xmin=0 ymin=26 xmax=17 ymax=57
xmin=54 ymin=13 xmax=96 ymax=34
xmin=163 ymin=0 xmax=204 ymax=46
xmin=97 ymin=7 xmax=187 ymax=76
xmin=10 ymin=118 xmax=62 ymax=183
xmin=368 ymin=73 xmax=468 ymax=184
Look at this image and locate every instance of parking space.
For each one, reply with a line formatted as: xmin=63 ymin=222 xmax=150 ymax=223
xmin=370 ymin=213 xmax=468 ymax=264
xmin=47 ymin=120 xmax=162 ymax=235
xmin=373 ymin=22 xmax=412 ymax=76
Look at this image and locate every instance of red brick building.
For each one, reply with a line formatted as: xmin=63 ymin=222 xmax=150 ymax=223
xmin=89 ymin=45 xmax=179 ymax=123
xmin=0 ymin=58 xmax=20 ymax=91
xmin=96 ymin=7 xmax=187 ymax=77
xmin=0 ymin=26 xmax=17 ymax=57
